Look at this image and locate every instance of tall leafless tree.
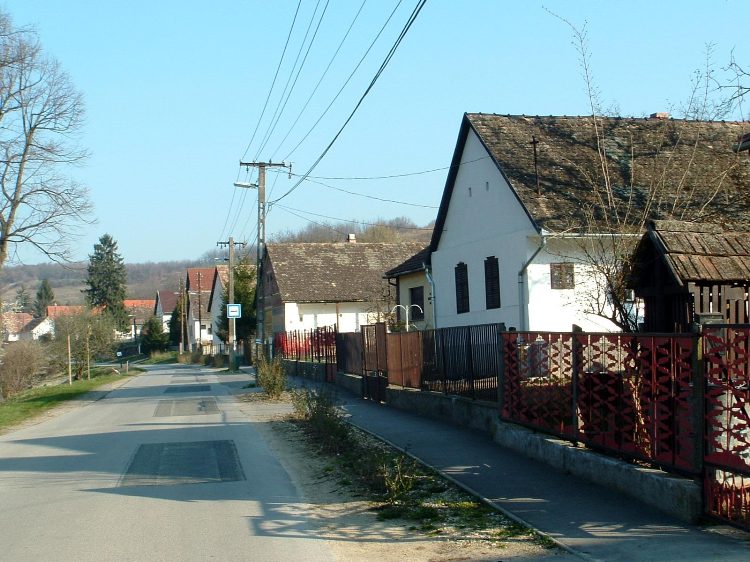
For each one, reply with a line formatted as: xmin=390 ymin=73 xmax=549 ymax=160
xmin=0 ymin=11 xmax=92 ymax=269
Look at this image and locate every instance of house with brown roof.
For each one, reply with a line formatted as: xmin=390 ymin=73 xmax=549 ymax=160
xmin=208 ymin=264 xmax=229 ymax=345
xmin=185 ymin=267 xmax=215 ymax=349
xmin=124 ymin=299 xmax=156 ymax=339
xmin=154 ymin=290 xmax=178 ymax=332
xmin=384 ymin=246 xmax=433 ymax=330
xmin=2 ymin=312 xmax=34 ymax=342
xmin=629 ymin=220 xmax=750 ymax=332
xmin=262 ymin=240 xmax=424 ymax=337
xmin=429 ymin=112 xmax=750 ymax=332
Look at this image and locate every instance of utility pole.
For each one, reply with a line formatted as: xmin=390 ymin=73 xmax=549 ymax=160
xmin=197 ymin=272 xmax=203 ymax=354
xmin=237 ymin=160 xmax=291 ymax=358
xmin=217 ymin=237 xmax=246 ymax=369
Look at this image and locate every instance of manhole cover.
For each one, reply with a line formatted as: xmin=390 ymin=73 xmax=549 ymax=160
xmin=164 ymin=384 xmax=211 ymax=394
xmin=120 ymin=440 xmax=245 ymax=487
xmin=154 ymin=398 xmax=219 ymax=417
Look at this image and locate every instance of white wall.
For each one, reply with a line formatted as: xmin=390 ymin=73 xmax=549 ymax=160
xmin=396 ymin=271 xmax=433 ymax=330
xmin=431 ymin=128 xmax=537 ymax=329
xmin=278 ymin=301 xmax=379 ymax=333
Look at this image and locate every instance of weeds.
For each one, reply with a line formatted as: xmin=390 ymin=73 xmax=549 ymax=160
xmin=256 ymin=356 xmax=286 ymax=399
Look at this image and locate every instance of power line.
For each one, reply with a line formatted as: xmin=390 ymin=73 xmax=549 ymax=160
xmin=274 ymin=203 xmax=434 ymax=230
xmin=269 ymin=0 xmax=368 ymax=160
xmin=254 ymin=0 xmax=328 ymax=161
xmin=275 ymin=205 xmax=351 ymax=238
xmin=240 ymin=0 xmax=302 ymax=162
xmin=289 ymin=175 xmax=438 ymax=208
xmin=278 ymin=155 xmax=491 ymax=181
xmin=271 ymin=0 xmax=428 ymax=205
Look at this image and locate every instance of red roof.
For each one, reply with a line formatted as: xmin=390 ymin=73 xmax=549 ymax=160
xmin=46 ymin=305 xmax=86 ymax=319
xmin=156 ymin=290 xmax=178 ymax=314
xmin=186 ymin=268 xmax=215 ymax=291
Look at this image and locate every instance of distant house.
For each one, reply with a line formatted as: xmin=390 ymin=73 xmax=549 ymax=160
xmin=124 ymin=299 xmax=157 ymax=339
xmin=208 ymin=264 xmax=229 ymax=345
xmin=262 ymin=239 xmax=425 ymax=337
xmin=384 ymin=246 xmax=433 ymax=330
xmin=185 ymin=267 xmax=215 ymax=349
xmin=46 ymin=305 xmax=86 ymax=320
xmin=154 ymin=290 xmax=178 ymax=332
xmin=2 ymin=312 xmax=34 ymax=342
xmin=428 ymin=112 xmax=750 ymax=332
xmin=629 ymin=220 xmax=750 ymax=332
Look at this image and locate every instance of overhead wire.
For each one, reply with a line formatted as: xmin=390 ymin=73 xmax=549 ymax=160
xmin=271 ymin=0 xmax=428 ymax=206
xmin=240 ymin=0 xmax=302 ymax=162
xmin=268 ymin=0 xmax=368 ymax=160
xmin=254 ymin=0 xmax=327 ymax=161
xmin=281 ymin=0 xmax=405 ymax=162
xmin=275 ymin=205 xmax=351 ymax=238
xmin=288 ymin=155 xmax=491 ymax=180
xmin=273 ymin=203 xmax=434 ymax=230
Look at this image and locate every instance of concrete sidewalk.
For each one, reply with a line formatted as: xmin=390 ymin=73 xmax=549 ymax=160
xmin=288 ymin=376 xmax=750 ymax=562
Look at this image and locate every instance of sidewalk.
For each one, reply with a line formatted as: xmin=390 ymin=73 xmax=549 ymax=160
xmin=288 ymin=375 xmax=750 ymax=562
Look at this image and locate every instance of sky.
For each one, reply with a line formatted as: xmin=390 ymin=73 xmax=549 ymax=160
xmin=4 ymin=0 xmax=748 ymax=265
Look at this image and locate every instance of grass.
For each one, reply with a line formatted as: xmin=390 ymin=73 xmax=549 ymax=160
xmin=0 ymin=369 xmax=132 ymax=431
xmin=289 ymin=386 xmax=555 ymax=549
xmin=142 ymin=350 xmax=178 ymax=364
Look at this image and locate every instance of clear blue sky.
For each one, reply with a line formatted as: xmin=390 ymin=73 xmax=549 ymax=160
xmin=5 ymin=0 xmax=747 ymax=264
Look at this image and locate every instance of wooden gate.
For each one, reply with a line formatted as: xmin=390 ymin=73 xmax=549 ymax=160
xmin=362 ymin=323 xmax=388 ymax=402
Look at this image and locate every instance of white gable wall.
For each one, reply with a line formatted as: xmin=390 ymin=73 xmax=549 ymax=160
xmin=432 ymin=128 xmax=537 ymax=329
xmin=279 ymin=302 xmax=381 ymax=333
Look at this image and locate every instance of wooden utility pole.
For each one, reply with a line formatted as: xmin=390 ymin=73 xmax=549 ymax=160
xmin=197 ymin=272 xmax=203 ymax=353
xmin=178 ymin=278 xmax=185 ymax=354
xmin=67 ymin=334 xmax=72 ymax=385
xmin=237 ymin=160 xmax=291 ymax=358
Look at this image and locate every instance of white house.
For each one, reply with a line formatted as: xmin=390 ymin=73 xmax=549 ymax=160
xmin=263 ymin=239 xmax=425 ymax=336
xmin=429 ymin=113 xmax=750 ymax=332
xmin=384 ymin=246 xmax=434 ymax=331
xmin=154 ymin=290 xmax=178 ymax=333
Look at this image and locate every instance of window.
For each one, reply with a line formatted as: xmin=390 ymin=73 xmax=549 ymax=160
xmin=550 ymin=263 xmax=575 ymax=289
xmin=409 ymin=286 xmax=425 ymax=320
xmin=484 ymin=256 xmax=501 ymax=309
xmin=455 ymin=262 xmax=470 ymax=314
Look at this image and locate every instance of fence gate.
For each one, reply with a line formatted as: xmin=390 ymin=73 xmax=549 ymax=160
xmin=703 ymin=325 xmax=750 ymax=530
xmin=362 ymin=323 xmax=388 ymax=402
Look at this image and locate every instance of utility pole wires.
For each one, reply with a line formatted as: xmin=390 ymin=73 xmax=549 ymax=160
xmin=217 ymin=236 xmax=246 ymax=369
xmin=237 ymin=161 xmax=292 ymax=356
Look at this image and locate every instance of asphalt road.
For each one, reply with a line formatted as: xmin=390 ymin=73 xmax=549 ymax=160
xmin=0 ymin=365 xmax=334 ymax=561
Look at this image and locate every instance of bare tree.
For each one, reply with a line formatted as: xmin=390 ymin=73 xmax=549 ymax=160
xmin=0 ymin=11 xmax=92 ymax=269
xmin=546 ymin=11 xmax=744 ymax=331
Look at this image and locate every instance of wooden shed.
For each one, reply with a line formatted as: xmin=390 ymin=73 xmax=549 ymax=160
xmin=629 ymin=220 xmax=750 ymax=332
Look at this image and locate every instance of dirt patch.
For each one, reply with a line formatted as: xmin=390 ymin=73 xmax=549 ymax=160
xmin=235 ymin=393 xmax=575 ymax=561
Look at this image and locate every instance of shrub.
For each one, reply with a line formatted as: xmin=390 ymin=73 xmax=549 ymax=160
xmin=256 ymin=356 xmax=286 ymax=399
xmin=0 ymin=341 xmax=46 ymax=399
xmin=291 ymin=386 xmax=350 ymax=453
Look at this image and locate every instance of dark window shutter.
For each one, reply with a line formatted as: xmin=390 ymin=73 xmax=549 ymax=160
xmin=455 ymin=262 xmax=470 ymax=314
xmin=485 ymin=256 xmax=501 ymax=309
xmin=409 ymin=286 xmax=425 ymax=320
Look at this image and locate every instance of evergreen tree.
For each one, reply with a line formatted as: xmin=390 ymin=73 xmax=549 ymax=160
xmin=14 ymin=285 xmax=32 ymax=313
xmin=84 ymin=234 xmax=128 ymax=329
xmin=141 ymin=315 xmax=169 ymax=354
xmin=33 ymin=279 xmax=55 ymax=317
xmin=168 ymin=292 xmax=185 ymax=346
xmin=219 ymin=261 xmax=257 ymax=341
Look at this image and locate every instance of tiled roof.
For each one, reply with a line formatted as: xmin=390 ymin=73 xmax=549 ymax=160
xmin=2 ymin=312 xmax=34 ymax=333
xmin=46 ymin=305 xmax=86 ymax=319
xmin=125 ymin=299 xmax=157 ymax=323
xmin=384 ymin=246 xmax=431 ymax=278
xmin=215 ymin=264 xmax=229 ymax=288
xmin=186 ymin=267 xmax=215 ymax=291
xmin=124 ymin=299 xmax=156 ymax=310
xmin=266 ymin=242 xmax=425 ymax=303
xmin=156 ymin=290 xmax=178 ymax=314
xmin=432 ymin=113 xmax=750 ymax=249
xmin=187 ymin=292 xmax=211 ymax=320
xmin=638 ymin=220 xmax=750 ymax=283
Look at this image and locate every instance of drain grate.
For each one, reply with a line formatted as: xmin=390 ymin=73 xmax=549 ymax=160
xmin=164 ymin=384 xmax=211 ymax=394
xmin=154 ymin=398 xmax=219 ymax=417
xmin=120 ymin=440 xmax=245 ymax=487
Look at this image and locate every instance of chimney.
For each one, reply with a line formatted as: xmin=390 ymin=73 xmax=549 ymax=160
xmin=650 ymin=112 xmax=670 ymax=120
xmin=346 ymin=233 xmax=357 ymax=243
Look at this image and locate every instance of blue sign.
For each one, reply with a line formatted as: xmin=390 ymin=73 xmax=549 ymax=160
xmin=227 ymin=304 xmax=242 ymax=319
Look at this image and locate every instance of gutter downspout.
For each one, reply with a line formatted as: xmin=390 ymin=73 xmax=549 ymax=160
xmin=517 ymin=236 xmax=546 ymax=331
xmin=424 ymin=263 xmax=437 ymax=329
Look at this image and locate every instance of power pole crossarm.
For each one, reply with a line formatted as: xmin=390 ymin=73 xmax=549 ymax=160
xmin=236 ymin=161 xmax=291 ymax=356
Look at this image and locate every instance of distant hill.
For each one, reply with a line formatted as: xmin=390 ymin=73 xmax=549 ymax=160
xmin=0 ymin=260 xmax=204 ymax=307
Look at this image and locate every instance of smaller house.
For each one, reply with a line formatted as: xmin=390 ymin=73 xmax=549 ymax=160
xmin=124 ymin=299 xmax=157 ymax=339
xmin=384 ymin=246 xmax=434 ymax=330
xmin=46 ymin=305 xmax=86 ymax=319
xmin=263 ymin=239 xmax=425 ymax=337
xmin=185 ymin=267 xmax=215 ymax=349
xmin=20 ymin=317 xmax=54 ymax=341
xmin=208 ymin=265 xmax=229 ymax=345
xmin=2 ymin=312 xmax=34 ymax=342
xmin=154 ymin=290 xmax=178 ymax=332
xmin=629 ymin=220 xmax=750 ymax=332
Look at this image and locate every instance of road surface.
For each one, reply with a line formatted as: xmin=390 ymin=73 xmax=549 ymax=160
xmin=0 ymin=364 xmax=335 ymax=561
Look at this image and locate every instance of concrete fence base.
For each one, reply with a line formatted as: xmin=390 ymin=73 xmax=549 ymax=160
xmin=281 ymin=359 xmax=702 ymax=523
